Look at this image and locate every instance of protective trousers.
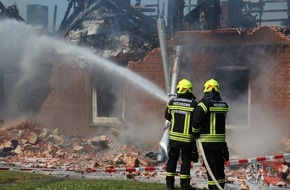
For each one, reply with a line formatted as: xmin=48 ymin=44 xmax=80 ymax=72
xmin=166 ymin=147 xmax=192 ymax=190
xmin=203 ymin=146 xmax=225 ymax=190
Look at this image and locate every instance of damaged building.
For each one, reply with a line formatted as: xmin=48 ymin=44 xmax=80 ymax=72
xmin=58 ymin=0 xmax=160 ymax=59
xmin=0 ymin=0 xmax=290 ymax=154
xmin=0 ymin=0 xmax=162 ymax=138
xmin=0 ymin=0 xmax=290 ymax=188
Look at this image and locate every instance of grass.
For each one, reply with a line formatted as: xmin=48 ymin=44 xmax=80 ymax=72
xmin=0 ymin=170 xmax=169 ymax=190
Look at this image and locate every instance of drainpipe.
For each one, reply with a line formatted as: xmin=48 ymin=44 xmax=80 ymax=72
xmin=157 ymin=18 xmax=170 ymax=95
xmin=288 ymin=0 xmax=290 ymax=27
xmin=157 ymin=45 xmax=183 ymax=162
xmin=170 ymin=45 xmax=182 ymax=97
xmin=52 ymin=5 xmax=57 ymax=33
xmin=156 ymin=19 xmax=170 ymax=162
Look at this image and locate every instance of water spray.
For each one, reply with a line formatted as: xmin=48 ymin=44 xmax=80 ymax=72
xmin=58 ymin=46 xmax=169 ymax=102
xmin=0 ymin=19 xmax=169 ymax=104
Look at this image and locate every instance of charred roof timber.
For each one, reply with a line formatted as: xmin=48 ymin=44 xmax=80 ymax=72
xmin=1 ymin=0 xmax=290 ymax=59
xmin=58 ymin=0 xmax=158 ymax=36
xmin=0 ymin=2 xmax=25 ymax=22
xmin=173 ymin=0 xmax=290 ymax=35
xmin=57 ymin=0 xmax=160 ymax=60
xmin=58 ymin=0 xmax=290 ymax=34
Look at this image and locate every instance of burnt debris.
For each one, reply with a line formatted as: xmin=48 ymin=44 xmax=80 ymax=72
xmin=0 ymin=2 xmax=25 ymax=22
xmin=58 ymin=0 xmax=159 ymax=59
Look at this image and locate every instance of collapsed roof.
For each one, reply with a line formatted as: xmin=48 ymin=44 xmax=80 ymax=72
xmin=58 ymin=0 xmax=159 ymax=60
xmin=0 ymin=2 xmax=25 ymax=22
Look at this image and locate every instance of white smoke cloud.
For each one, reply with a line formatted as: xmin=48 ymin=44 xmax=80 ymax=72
xmin=0 ymin=19 xmax=167 ymax=150
xmin=179 ymin=43 xmax=286 ymax=159
xmin=3 ymin=19 xmax=285 ymax=158
xmin=217 ymin=49 xmax=284 ymax=158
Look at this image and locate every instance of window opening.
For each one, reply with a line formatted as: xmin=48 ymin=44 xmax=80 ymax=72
xmin=214 ymin=67 xmax=249 ymax=127
xmin=92 ymin=71 xmax=122 ymax=124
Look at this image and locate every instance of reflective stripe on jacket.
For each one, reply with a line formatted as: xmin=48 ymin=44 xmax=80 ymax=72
xmin=192 ymin=99 xmax=228 ymax=143
xmin=165 ymin=97 xmax=197 ymax=144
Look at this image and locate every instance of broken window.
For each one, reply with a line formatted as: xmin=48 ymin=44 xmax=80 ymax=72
xmin=91 ymin=69 xmax=123 ymax=124
xmin=214 ymin=67 xmax=249 ymax=128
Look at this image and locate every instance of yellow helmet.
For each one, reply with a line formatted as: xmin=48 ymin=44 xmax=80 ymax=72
xmin=203 ymin=79 xmax=220 ymax=93
xmin=176 ymin=79 xmax=193 ymax=94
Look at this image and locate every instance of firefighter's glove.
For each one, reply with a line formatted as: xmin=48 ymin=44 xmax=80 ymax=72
xmin=190 ymin=148 xmax=199 ymax=162
xmin=222 ymin=143 xmax=229 ymax=162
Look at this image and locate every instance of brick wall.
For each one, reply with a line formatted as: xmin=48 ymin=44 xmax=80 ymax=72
xmin=36 ymin=63 xmax=92 ymax=136
xmin=251 ymin=47 xmax=290 ymax=130
xmin=127 ymin=27 xmax=290 ymax=133
xmin=36 ymin=26 xmax=290 ymax=138
xmin=125 ymin=48 xmax=167 ymax=139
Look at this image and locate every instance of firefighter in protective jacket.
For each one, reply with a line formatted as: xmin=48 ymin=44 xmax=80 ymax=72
xmin=191 ymin=79 xmax=229 ymax=190
xmin=165 ymin=79 xmax=198 ymax=190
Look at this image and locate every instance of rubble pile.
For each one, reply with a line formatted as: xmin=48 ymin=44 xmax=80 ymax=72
xmin=225 ymin=163 xmax=290 ymax=189
xmin=0 ymin=118 xmax=289 ymax=189
xmin=0 ymin=118 xmax=158 ymax=173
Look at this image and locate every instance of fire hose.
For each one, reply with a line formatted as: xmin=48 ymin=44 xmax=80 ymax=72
xmin=197 ymin=139 xmax=224 ymax=190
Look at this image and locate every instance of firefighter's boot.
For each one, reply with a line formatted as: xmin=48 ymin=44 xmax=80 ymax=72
xmin=166 ymin=176 xmax=175 ymax=190
xmin=180 ymin=179 xmax=194 ymax=190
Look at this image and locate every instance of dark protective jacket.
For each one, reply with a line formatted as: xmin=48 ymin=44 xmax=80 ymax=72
xmin=191 ymin=92 xmax=229 ymax=189
xmin=165 ymin=94 xmax=198 ymax=149
xmin=191 ymin=92 xmax=228 ymax=143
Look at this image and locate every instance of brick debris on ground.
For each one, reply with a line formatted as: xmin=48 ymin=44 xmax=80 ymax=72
xmin=0 ymin=118 xmax=289 ymax=189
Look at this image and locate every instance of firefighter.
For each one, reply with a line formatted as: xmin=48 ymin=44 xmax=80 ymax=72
xmin=191 ymin=79 xmax=229 ymax=190
xmin=165 ymin=79 xmax=198 ymax=190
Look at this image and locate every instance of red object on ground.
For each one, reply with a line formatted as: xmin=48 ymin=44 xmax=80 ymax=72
xmin=263 ymin=161 xmax=283 ymax=184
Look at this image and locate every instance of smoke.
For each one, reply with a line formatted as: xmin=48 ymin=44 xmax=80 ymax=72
xmin=179 ymin=39 xmax=286 ymax=158
xmin=121 ymin=102 xmax=165 ymax=149
xmin=225 ymin=49 xmax=285 ymax=158
xmin=2 ymin=19 xmax=286 ymax=157
xmin=0 ymin=19 xmax=168 ymax=149
xmin=0 ymin=19 xmax=53 ymax=118
xmin=228 ymin=103 xmax=285 ymax=158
